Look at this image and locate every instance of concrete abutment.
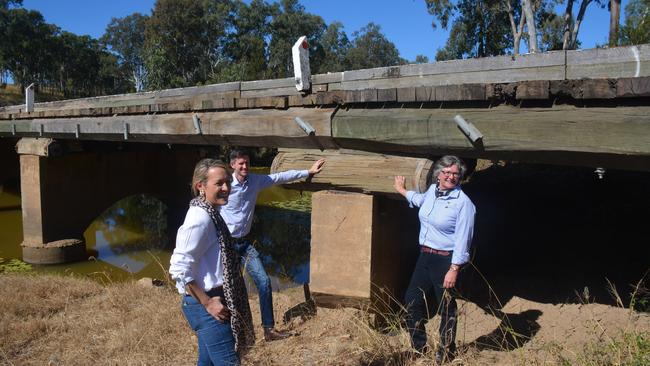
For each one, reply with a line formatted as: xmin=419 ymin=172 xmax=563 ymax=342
xmin=309 ymin=190 xmax=420 ymax=314
xmin=17 ymin=138 xmax=205 ymax=264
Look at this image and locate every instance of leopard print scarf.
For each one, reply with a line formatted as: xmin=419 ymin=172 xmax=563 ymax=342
xmin=190 ymin=197 xmax=255 ymax=353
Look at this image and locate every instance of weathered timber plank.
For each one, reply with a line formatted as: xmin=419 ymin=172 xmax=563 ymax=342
xmin=311 ymin=72 xmax=343 ymax=84
xmin=338 ymin=66 xmax=565 ymax=91
xmin=397 ymin=88 xmax=417 ymax=102
xmin=312 ymin=84 xmax=328 ymax=93
xmin=241 ymin=77 xmax=294 ymax=91
xmin=0 ymin=82 xmax=241 ymax=113
xmin=617 ymin=77 xmax=650 ymax=97
xmin=516 ymin=81 xmax=549 ymax=99
xmin=0 ymin=108 xmax=338 ymax=148
xmin=416 ymin=86 xmax=434 ymax=102
xmin=316 ymin=91 xmax=346 ymax=105
xmin=377 ymin=89 xmax=397 ymax=102
xmin=581 ymin=79 xmax=616 ymax=99
xmin=246 ymin=97 xmax=288 ymax=109
xmin=288 ymin=94 xmax=317 ymax=106
xmin=399 ymin=50 xmax=566 ymax=78
xmin=331 ymin=106 xmax=650 ymax=156
xmin=240 ymin=86 xmax=301 ymax=98
xmin=567 ymin=44 xmax=650 ymax=79
xmin=435 ymin=84 xmax=485 ymax=101
xmin=271 ymin=148 xmax=433 ymax=194
xmin=202 ymin=107 xmax=337 ymax=148
xmin=345 ymin=89 xmax=378 ymax=103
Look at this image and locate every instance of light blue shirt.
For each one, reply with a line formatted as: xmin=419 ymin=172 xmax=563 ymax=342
xmin=220 ymin=170 xmax=310 ymax=238
xmin=405 ymin=185 xmax=476 ymax=265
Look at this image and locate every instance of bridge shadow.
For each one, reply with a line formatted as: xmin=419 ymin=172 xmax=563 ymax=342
xmin=460 ymin=163 xmax=650 ymax=310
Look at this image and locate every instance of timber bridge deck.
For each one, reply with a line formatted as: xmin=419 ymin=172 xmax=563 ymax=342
xmin=2 ymin=44 xmax=650 ymax=171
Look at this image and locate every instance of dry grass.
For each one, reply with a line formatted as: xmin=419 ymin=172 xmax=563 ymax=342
xmin=0 ymin=273 xmax=195 ymax=365
xmin=1 ymin=272 xmax=649 ymax=365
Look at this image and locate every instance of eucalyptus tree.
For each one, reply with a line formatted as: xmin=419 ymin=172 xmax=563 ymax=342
xmin=101 ymin=13 xmax=149 ymax=92
xmin=144 ymin=0 xmax=234 ymax=89
xmin=314 ymin=21 xmax=351 ymax=73
xmin=267 ymin=0 xmax=326 ymax=78
xmin=619 ymin=0 xmax=650 ymax=45
xmin=214 ymin=0 xmax=277 ymax=82
xmin=345 ymin=22 xmax=404 ymax=69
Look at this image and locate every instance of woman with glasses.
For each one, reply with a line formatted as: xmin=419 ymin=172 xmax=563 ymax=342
xmin=394 ymin=155 xmax=476 ymax=364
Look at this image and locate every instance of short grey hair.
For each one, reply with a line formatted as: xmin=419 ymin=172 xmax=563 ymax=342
xmin=432 ymin=155 xmax=467 ymax=181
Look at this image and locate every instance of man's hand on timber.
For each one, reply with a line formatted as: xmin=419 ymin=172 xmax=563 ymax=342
xmin=308 ymin=159 xmax=326 ymax=175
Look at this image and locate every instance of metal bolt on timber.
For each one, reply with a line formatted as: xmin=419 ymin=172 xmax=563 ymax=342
xmin=193 ymin=114 xmax=203 ymax=134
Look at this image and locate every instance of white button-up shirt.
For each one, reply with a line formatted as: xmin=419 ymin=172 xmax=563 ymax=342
xmin=169 ymin=206 xmax=224 ymax=294
xmin=220 ymin=170 xmax=309 ymax=238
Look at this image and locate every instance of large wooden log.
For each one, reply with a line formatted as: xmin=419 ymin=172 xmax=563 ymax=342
xmin=270 ymin=149 xmax=434 ymax=195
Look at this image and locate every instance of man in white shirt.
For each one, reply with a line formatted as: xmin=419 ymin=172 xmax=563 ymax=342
xmin=220 ymin=149 xmax=325 ymax=341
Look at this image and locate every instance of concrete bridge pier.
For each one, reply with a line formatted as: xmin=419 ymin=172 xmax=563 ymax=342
xmin=16 ymin=138 xmax=204 ymax=264
xmin=309 ymin=190 xmax=421 ymax=317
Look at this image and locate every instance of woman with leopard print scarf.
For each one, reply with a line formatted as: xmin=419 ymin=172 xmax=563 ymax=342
xmin=170 ymin=159 xmax=255 ymax=365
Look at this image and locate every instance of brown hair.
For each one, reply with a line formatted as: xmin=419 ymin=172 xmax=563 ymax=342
xmin=191 ymin=159 xmax=230 ymax=197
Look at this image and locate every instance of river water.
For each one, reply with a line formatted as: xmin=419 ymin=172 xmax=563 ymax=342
xmin=0 ymin=169 xmax=312 ymax=288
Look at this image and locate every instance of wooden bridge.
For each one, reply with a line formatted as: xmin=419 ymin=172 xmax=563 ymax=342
xmin=1 ymin=44 xmax=649 ymax=307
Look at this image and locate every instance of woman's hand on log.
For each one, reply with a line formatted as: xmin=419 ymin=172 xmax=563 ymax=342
xmin=308 ymin=159 xmax=326 ymax=175
xmin=205 ymin=296 xmax=230 ymax=322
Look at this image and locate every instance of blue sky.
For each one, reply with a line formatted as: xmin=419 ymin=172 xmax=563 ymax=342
xmin=21 ymin=0 xmax=624 ymax=62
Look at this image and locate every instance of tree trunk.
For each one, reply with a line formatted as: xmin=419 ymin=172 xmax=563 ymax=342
xmin=522 ymin=0 xmax=538 ymax=53
xmin=609 ymin=0 xmax=621 ymax=47
xmin=562 ymin=0 xmax=574 ymax=49
xmin=570 ymin=0 xmax=593 ymax=50
xmin=506 ymin=0 xmax=526 ymax=56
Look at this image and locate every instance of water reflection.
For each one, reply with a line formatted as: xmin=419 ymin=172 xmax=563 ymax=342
xmin=87 ymin=194 xmax=168 ymax=274
xmin=0 ymin=181 xmax=312 ymax=287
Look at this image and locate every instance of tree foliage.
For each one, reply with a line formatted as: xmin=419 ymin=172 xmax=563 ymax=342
xmin=345 ymin=23 xmax=405 ymax=69
xmin=0 ymin=0 xmax=408 ymax=96
xmin=619 ymin=0 xmax=650 ymax=46
xmin=0 ymin=1 xmax=129 ymax=96
xmin=101 ymin=13 xmax=149 ymax=91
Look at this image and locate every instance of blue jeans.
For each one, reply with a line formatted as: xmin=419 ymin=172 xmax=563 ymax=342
xmin=181 ymin=292 xmax=239 ymax=366
xmin=234 ymin=240 xmax=274 ymax=328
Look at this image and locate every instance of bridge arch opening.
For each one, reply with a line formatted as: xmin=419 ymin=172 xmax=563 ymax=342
xmin=84 ymin=193 xmax=169 ymax=275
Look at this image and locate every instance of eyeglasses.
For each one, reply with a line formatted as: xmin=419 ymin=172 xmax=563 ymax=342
xmin=440 ymin=170 xmax=460 ymax=177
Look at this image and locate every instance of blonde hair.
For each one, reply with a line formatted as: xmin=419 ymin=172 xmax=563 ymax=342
xmin=191 ymin=159 xmax=230 ymax=197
